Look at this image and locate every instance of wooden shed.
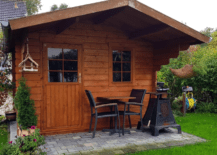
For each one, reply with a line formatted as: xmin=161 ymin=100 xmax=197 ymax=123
xmin=7 ymin=0 xmax=209 ymax=135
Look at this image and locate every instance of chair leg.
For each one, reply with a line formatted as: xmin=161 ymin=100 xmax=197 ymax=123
xmin=128 ymin=115 xmax=132 ymax=129
xmin=140 ymin=106 xmax=143 ymax=131
xmin=93 ymin=115 xmax=98 ymax=138
xmin=89 ymin=115 xmax=93 ymax=133
xmin=117 ymin=106 xmax=121 ymax=137
xmin=123 ymin=105 xmax=127 ymax=136
xmin=128 ymin=105 xmax=132 ymax=129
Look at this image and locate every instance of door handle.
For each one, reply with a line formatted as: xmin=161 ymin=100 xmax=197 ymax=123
xmin=78 ymin=73 xmax=81 ymax=83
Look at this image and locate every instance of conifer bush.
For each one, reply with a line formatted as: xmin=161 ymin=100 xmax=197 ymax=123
xmin=14 ymin=77 xmax=37 ymax=130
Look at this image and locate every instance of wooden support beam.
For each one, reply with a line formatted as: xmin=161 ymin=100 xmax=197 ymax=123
xmin=56 ymin=18 xmax=77 ymax=35
xmin=92 ymin=7 xmax=126 ymax=24
xmin=129 ymin=24 xmax=169 ymax=40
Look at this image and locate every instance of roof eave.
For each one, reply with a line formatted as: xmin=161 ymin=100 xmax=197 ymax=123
xmin=133 ymin=1 xmax=210 ymax=44
xmin=9 ymin=0 xmax=210 ymax=44
xmin=9 ymin=0 xmax=129 ymax=30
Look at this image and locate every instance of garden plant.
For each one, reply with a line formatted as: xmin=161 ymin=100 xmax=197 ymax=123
xmin=0 ymin=128 xmax=46 ymax=155
xmin=0 ymin=121 xmax=8 ymax=151
xmin=14 ymin=77 xmax=38 ymax=130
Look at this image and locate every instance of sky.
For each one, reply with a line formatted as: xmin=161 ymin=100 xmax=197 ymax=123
xmin=38 ymin=0 xmax=217 ymax=32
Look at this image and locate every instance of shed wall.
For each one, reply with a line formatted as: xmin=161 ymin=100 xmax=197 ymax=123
xmin=14 ymin=23 xmax=156 ymax=135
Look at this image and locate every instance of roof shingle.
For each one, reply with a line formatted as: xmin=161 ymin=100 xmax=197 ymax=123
xmin=0 ymin=0 xmax=27 ymax=22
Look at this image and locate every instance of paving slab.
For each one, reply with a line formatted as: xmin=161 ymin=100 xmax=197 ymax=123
xmin=9 ymin=121 xmax=17 ymax=143
xmin=33 ymin=127 xmax=207 ymax=155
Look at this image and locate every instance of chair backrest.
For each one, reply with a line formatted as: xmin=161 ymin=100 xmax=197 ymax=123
xmin=129 ymin=89 xmax=147 ymax=104
xmin=85 ymin=90 xmax=96 ymax=108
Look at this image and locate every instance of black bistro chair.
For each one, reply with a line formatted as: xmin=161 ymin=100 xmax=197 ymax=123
xmin=119 ymin=89 xmax=147 ymax=135
xmin=85 ymin=90 xmax=121 ymax=138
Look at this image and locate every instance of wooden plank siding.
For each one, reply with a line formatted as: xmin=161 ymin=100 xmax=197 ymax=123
xmin=14 ymin=23 xmax=154 ymax=135
xmin=15 ymin=38 xmax=43 ymax=130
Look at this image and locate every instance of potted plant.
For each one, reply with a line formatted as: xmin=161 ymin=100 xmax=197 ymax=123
xmin=4 ymin=103 xmax=16 ymax=121
xmin=14 ymin=77 xmax=38 ymax=136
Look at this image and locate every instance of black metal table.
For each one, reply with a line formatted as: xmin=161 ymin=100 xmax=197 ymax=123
xmin=97 ymin=96 xmax=136 ymax=135
xmin=138 ymin=92 xmax=181 ymax=136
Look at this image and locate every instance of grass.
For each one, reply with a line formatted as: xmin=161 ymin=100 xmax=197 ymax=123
xmin=130 ymin=113 xmax=217 ymax=155
xmin=0 ymin=123 xmax=8 ymax=150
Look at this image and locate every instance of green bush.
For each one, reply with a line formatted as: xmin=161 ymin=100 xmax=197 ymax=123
xmin=172 ymin=96 xmax=183 ymax=116
xmin=157 ymin=31 xmax=217 ymax=104
xmin=196 ymin=102 xmax=217 ymax=113
xmin=0 ymin=115 xmax=5 ymax=122
xmin=0 ymin=129 xmax=46 ymax=155
xmin=0 ymin=144 xmax=22 ymax=155
xmin=14 ymin=77 xmax=37 ymax=130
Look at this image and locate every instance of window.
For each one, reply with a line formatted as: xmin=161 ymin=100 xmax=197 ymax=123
xmin=113 ymin=50 xmax=131 ymax=82
xmin=48 ymin=48 xmax=78 ymax=82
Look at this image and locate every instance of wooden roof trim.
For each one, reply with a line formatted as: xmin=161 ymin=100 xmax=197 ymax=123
xmin=9 ymin=0 xmax=129 ymax=30
xmin=9 ymin=0 xmax=209 ymax=43
xmin=134 ymin=1 xmax=210 ymax=43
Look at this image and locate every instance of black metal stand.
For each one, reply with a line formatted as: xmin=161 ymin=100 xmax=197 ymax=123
xmin=138 ymin=92 xmax=181 ymax=136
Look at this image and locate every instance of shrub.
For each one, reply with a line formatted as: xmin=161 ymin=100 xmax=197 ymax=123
xmin=0 ymin=70 xmax=15 ymax=108
xmin=0 ymin=129 xmax=46 ymax=155
xmin=0 ymin=115 xmax=5 ymax=122
xmin=172 ymin=96 xmax=183 ymax=116
xmin=14 ymin=77 xmax=37 ymax=130
xmin=196 ymin=102 xmax=217 ymax=113
xmin=0 ymin=144 xmax=22 ymax=155
xmin=157 ymin=31 xmax=217 ymax=104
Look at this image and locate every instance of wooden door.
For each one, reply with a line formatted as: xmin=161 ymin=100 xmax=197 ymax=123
xmin=42 ymin=43 xmax=83 ymax=132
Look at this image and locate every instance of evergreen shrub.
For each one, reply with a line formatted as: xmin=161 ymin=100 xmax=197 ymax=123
xmin=14 ymin=77 xmax=37 ymax=130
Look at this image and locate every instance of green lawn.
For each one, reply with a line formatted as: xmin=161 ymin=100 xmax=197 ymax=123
xmin=130 ymin=113 xmax=217 ymax=155
xmin=0 ymin=123 xmax=8 ymax=151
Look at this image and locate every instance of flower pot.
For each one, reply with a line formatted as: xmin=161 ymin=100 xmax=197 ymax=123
xmin=18 ymin=127 xmax=36 ymax=136
xmin=29 ymin=129 xmax=35 ymax=134
xmin=5 ymin=111 xmax=16 ymax=121
xmin=170 ymin=64 xmax=196 ymax=79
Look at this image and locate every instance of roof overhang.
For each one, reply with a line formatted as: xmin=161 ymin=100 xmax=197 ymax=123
xmin=9 ymin=0 xmax=210 ymax=44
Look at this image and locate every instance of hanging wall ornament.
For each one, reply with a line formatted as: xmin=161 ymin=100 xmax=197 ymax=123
xmin=170 ymin=64 xmax=196 ymax=79
xmin=18 ymin=38 xmax=39 ymax=72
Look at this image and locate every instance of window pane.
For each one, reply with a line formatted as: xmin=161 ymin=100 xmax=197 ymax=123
xmin=64 ymin=61 xmax=77 ymax=71
xmin=113 ymin=63 xmax=121 ymax=71
xmin=49 ymin=72 xmax=62 ymax=82
xmin=64 ymin=72 xmax=77 ymax=82
xmin=113 ymin=50 xmax=121 ymax=61
xmin=48 ymin=48 xmax=62 ymax=59
xmin=122 ymin=51 xmax=131 ymax=61
xmin=63 ymin=49 xmax=78 ymax=60
xmin=49 ymin=60 xmax=62 ymax=70
xmin=113 ymin=73 xmax=121 ymax=82
xmin=123 ymin=73 xmax=131 ymax=81
xmin=123 ymin=63 xmax=131 ymax=71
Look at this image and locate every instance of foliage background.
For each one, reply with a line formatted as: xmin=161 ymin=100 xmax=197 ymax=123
xmin=157 ymin=30 xmax=217 ymax=110
xmin=24 ymin=0 xmax=42 ymax=16
xmin=50 ymin=3 xmax=68 ymax=11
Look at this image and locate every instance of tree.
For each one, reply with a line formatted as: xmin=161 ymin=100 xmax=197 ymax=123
xmin=59 ymin=3 xmax=68 ymax=10
xmin=200 ymin=27 xmax=217 ymax=37
xmin=50 ymin=3 xmax=68 ymax=11
xmin=24 ymin=0 xmax=42 ymax=16
xmin=0 ymin=31 xmax=3 ymax=39
xmin=50 ymin=4 xmax=58 ymax=11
